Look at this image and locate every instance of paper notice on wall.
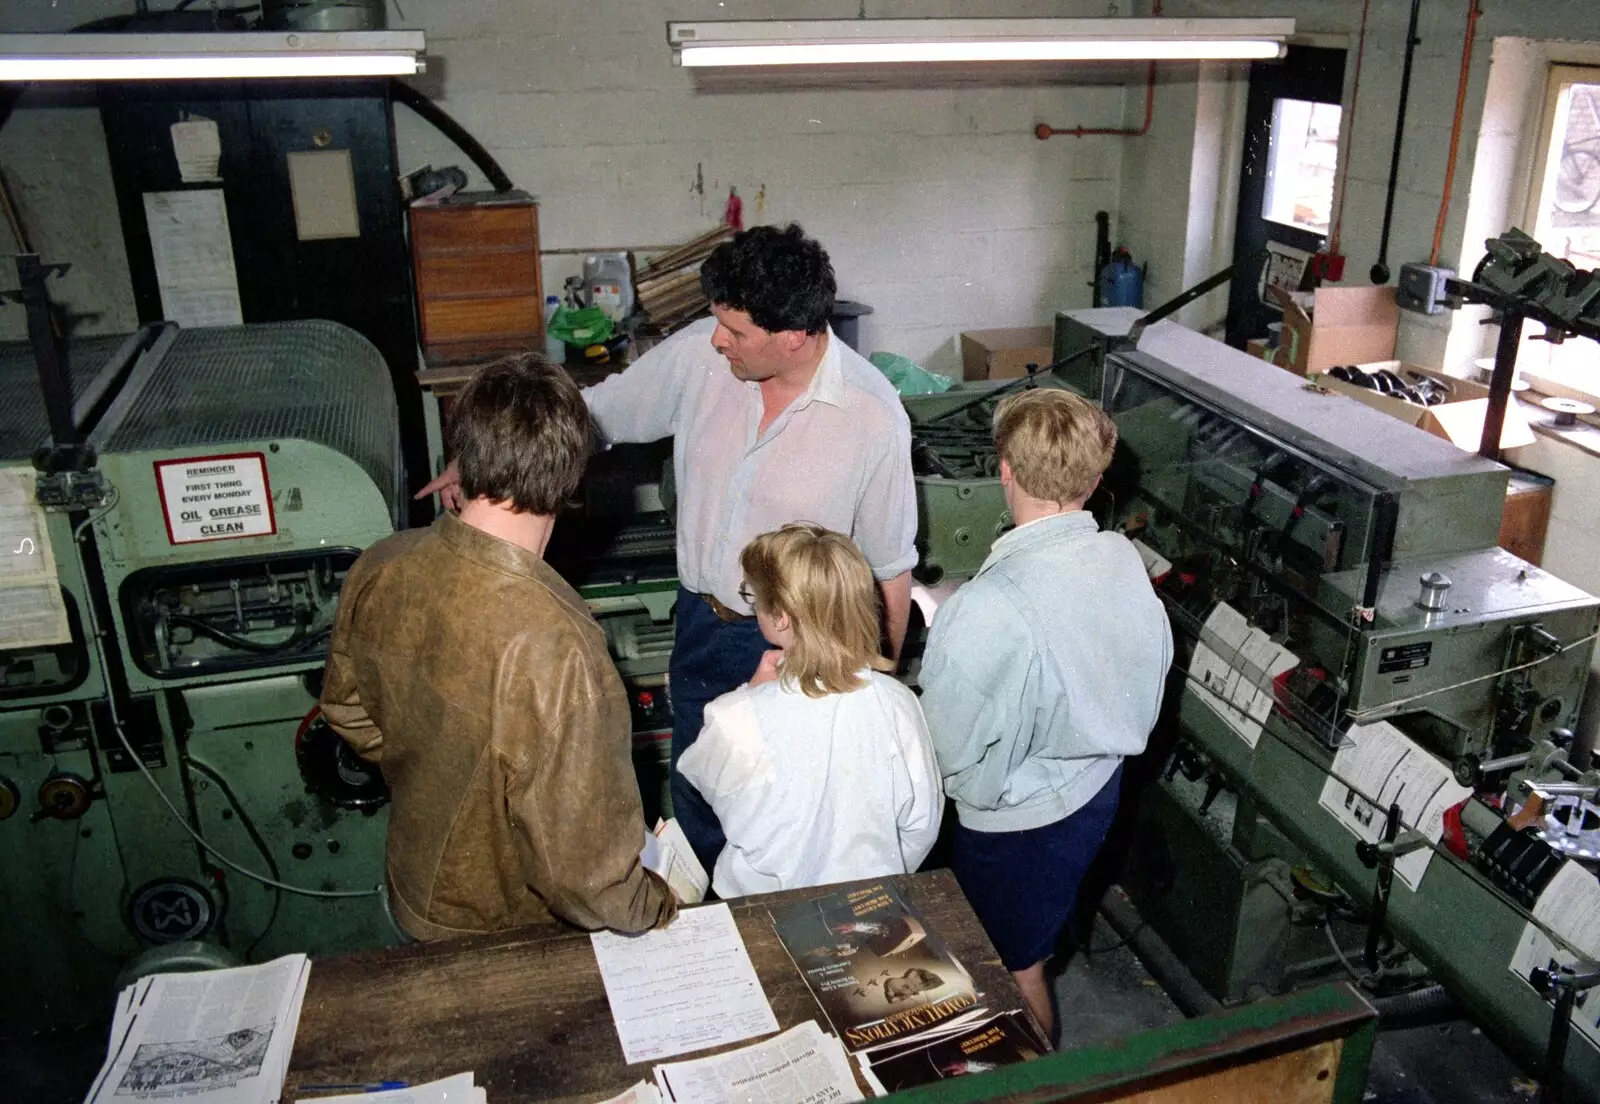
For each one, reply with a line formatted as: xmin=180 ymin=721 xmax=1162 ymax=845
xmin=1508 ymin=862 xmax=1600 ymax=1054
xmin=1317 ymin=721 xmax=1470 ymax=891
xmin=142 ymin=189 xmax=244 ymax=328
xmin=154 ymin=454 xmax=276 ymax=545
xmin=170 ymin=117 xmax=222 ymax=183
xmin=0 ymin=467 xmax=70 ymax=649
xmin=1186 ymin=601 xmax=1298 ymax=748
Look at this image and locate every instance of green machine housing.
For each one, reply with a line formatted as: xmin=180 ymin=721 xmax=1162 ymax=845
xmin=1 ymin=321 xmax=401 ymax=1032
xmin=1050 ymin=308 xmax=1600 ymax=1101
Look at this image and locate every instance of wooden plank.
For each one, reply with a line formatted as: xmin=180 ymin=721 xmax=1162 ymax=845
xmin=411 ymin=203 xmax=537 ymax=254
xmin=419 ymin=295 xmax=543 ymax=346
xmin=882 ymin=984 xmax=1375 ymax=1104
xmin=415 ymin=249 xmax=540 ymax=301
xmin=1108 ymin=1039 xmax=1340 ymax=1104
xmin=284 ymin=871 xmax=1031 ymax=1104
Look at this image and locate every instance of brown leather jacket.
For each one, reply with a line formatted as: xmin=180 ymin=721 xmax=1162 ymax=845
xmin=321 ymin=513 xmax=676 ymax=940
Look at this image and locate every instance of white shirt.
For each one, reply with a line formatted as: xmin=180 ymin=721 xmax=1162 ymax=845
xmin=583 ymin=318 xmax=918 ymax=613
xmin=677 ymin=670 xmax=944 ymax=898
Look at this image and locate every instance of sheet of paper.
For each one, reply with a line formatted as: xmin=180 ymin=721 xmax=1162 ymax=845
xmin=591 ymin=902 xmax=778 ymax=1065
xmin=1186 ymin=601 xmax=1297 ymax=748
xmin=297 ymin=1071 xmax=480 ymax=1104
xmin=288 ymin=150 xmax=362 ymax=241
xmin=0 ymin=467 xmax=70 ymax=648
xmin=1317 ymin=721 xmax=1470 ymax=891
xmin=171 ymin=117 xmax=222 ymax=183
xmin=86 ymin=953 xmax=310 ymax=1104
xmin=654 ymin=1020 xmax=861 ymax=1104
xmin=143 ymin=189 xmax=244 ymax=328
xmin=1508 ymin=862 xmax=1600 ymax=1055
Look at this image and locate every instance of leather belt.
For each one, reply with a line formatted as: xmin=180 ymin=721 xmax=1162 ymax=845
xmin=697 ymin=591 xmax=754 ymax=623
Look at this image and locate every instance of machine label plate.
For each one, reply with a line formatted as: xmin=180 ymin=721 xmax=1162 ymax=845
xmin=155 ymin=453 xmax=276 ymax=545
xmin=1378 ymin=641 xmax=1433 ymax=674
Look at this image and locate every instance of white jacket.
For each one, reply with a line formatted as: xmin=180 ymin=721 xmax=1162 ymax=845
xmin=678 ymin=670 xmax=944 ymax=898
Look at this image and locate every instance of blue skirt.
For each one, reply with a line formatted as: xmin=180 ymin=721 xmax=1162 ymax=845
xmin=950 ymin=764 xmax=1123 ymax=971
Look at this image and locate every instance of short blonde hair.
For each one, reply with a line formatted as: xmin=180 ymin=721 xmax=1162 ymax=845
xmin=739 ymin=524 xmax=893 ymax=698
xmin=993 ymin=388 xmax=1117 ymax=505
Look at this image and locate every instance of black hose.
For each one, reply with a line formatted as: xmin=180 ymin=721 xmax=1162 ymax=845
xmin=1371 ymin=0 xmax=1423 ymax=285
xmin=167 ymin=612 xmax=327 ymax=654
xmin=1372 ymin=984 xmax=1463 ymax=1031
xmin=1098 ymin=887 xmax=1222 ymax=1018
xmin=390 ymin=80 xmax=514 ymax=192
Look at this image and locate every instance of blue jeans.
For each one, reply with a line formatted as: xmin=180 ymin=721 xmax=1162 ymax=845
xmin=669 ymin=587 xmax=768 ymax=872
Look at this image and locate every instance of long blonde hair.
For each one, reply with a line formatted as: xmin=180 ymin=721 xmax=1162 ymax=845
xmin=740 ymin=524 xmax=893 ymax=698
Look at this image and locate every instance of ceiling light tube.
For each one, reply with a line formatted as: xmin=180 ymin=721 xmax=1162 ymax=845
xmin=0 ymin=32 xmax=426 ymax=82
xmin=669 ymin=18 xmax=1293 ymax=67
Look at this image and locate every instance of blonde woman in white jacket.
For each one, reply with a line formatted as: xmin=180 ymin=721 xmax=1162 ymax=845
xmin=678 ymin=524 xmax=943 ymax=899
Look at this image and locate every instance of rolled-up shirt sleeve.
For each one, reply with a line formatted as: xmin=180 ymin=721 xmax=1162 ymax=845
xmin=853 ymin=410 xmax=918 ymax=580
xmin=582 ymin=321 xmax=702 ymax=446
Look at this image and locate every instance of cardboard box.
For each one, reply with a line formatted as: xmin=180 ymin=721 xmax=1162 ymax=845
xmin=960 ymin=327 xmax=1054 ymax=381
xmin=1271 ymin=286 xmax=1399 ymax=375
xmin=1309 ymin=361 xmax=1536 ymax=451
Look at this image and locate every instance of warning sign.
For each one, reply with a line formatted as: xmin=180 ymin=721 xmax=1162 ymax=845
xmin=154 ymin=453 xmax=276 ymax=545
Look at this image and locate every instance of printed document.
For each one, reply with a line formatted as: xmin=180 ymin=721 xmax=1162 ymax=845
xmin=1187 ymin=601 xmax=1297 ymax=748
xmin=653 ymin=1021 xmax=861 ymax=1104
xmin=591 ymin=902 xmax=778 ymax=1065
xmin=1508 ymin=862 xmax=1600 ymax=1055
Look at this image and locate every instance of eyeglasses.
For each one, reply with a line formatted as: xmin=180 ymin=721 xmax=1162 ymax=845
xmin=738 ymin=582 xmax=756 ymax=607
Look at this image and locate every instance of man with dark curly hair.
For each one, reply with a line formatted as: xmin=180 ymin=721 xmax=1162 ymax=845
xmin=421 ymin=225 xmax=916 ymax=872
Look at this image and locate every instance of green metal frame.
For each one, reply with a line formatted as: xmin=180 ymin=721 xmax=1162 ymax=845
xmin=882 ymin=983 xmax=1376 ymax=1104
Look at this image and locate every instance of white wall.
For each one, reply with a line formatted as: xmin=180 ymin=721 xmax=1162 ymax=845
xmin=0 ymin=0 xmax=1157 ymax=374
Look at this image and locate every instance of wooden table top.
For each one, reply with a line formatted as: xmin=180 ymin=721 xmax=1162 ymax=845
xmin=283 ymin=870 xmax=1031 ymax=1104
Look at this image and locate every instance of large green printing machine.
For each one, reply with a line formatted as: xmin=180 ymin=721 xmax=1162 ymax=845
xmin=905 ymin=307 xmax=1600 ymax=1100
xmin=8 ymin=308 xmax=1600 ymax=1099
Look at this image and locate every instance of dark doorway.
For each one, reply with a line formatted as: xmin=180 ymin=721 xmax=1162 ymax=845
xmin=1225 ymin=45 xmax=1347 ymax=349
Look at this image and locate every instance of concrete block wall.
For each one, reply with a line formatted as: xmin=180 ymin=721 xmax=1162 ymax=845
xmin=0 ymin=0 xmax=1154 ymax=374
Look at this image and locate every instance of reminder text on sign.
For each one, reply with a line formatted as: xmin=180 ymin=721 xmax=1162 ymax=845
xmin=154 ymin=453 xmax=276 ymax=545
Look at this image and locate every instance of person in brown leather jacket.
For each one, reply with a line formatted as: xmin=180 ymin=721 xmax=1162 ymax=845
xmin=321 ymin=354 xmax=677 ymax=940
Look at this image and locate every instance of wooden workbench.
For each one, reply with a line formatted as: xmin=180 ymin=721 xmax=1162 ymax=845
xmin=283 ymin=871 xmax=1033 ymax=1104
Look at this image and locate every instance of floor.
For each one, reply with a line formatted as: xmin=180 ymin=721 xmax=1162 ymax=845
xmin=0 ymin=914 xmax=1548 ymax=1104
xmin=1051 ymin=914 xmax=1538 ymax=1104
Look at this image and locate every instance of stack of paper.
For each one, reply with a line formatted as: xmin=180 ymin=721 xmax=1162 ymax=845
xmin=634 ymin=1021 xmax=859 ymax=1104
xmin=1316 ymin=720 xmax=1470 ymax=890
xmin=301 ymin=1072 xmax=485 ymax=1104
xmin=1187 ymin=601 xmax=1299 ymax=748
xmin=84 ymin=954 xmax=311 ymax=1104
xmin=640 ymin=818 xmax=710 ymax=905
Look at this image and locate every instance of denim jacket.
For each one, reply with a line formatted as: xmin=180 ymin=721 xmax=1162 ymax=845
xmin=919 ymin=511 xmax=1172 ymax=832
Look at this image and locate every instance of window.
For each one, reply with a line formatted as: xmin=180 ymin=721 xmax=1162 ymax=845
xmin=1519 ymin=65 xmax=1600 ymax=397
xmin=1261 ymin=99 xmax=1342 ymax=236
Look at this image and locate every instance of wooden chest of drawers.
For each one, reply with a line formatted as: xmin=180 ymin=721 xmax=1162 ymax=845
xmin=410 ymin=192 xmax=543 ymax=363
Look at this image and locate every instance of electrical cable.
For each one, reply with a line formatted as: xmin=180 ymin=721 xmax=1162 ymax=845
xmin=73 ymin=491 xmax=381 ymax=902
xmin=1324 ymin=916 xmax=1370 ymax=984
xmin=185 ymin=757 xmax=283 ymax=959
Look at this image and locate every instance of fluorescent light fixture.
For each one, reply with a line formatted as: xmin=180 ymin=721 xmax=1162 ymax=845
xmin=0 ymin=31 xmax=426 ymax=82
xmin=669 ymin=18 xmax=1292 ymax=67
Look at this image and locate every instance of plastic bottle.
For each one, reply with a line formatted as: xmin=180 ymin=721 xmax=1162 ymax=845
xmin=1098 ymin=247 xmax=1145 ymax=309
xmin=583 ymin=252 xmax=634 ymax=323
xmin=543 ymin=295 xmax=565 ymax=364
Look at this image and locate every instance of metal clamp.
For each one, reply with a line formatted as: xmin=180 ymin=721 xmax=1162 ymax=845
xmin=1530 ymin=959 xmax=1600 ymax=1104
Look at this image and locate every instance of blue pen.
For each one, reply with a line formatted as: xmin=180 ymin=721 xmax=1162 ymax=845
xmin=299 ymin=1082 xmax=409 ymax=1094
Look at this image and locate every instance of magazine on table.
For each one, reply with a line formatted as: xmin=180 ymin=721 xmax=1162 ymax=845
xmin=856 ymin=1011 xmax=1047 ymax=1095
xmin=771 ymin=882 xmax=978 ymax=1052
